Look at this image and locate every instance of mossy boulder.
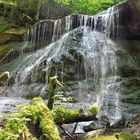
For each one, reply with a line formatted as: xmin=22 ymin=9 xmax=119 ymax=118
xmin=0 ymin=97 xmax=61 ymax=140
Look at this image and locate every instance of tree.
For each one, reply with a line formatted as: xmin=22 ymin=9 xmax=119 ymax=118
xmin=54 ymin=0 xmax=125 ymax=15
xmin=1 ymin=0 xmax=47 ymax=25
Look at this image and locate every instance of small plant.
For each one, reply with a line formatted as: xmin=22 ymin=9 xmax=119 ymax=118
xmin=121 ymin=114 xmax=129 ymax=127
xmin=0 ymin=22 xmax=11 ymax=32
xmin=86 ymin=106 xmax=99 ymax=116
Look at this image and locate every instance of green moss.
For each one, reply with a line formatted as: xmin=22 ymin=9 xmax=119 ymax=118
xmin=64 ymin=109 xmax=79 ymax=122
xmin=0 ymin=97 xmax=98 ymax=139
xmin=0 ymin=97 xmax=61 ymax=140
xmin=86 ymin=106 xmax=99 ymax=116
xmin=87 ymin=135 xmax=117 ymax=140
xmin=47 ymin=76 xmax=63 ymax=110
xmin=0 ymin=22 xmax=11 ymax=32
xmin=52 ymin=106 xmax=65 ymax=124
xmin=85 ymin=132 xmax=137 ymax=140
xmin=53 ymin=106 xmax=98 ymax=125
xmin=52 ymin=106 xmax=79 ymax=124
xmin=0 ymin=112 xmax=36 ymax=140
xmin=119 ymin=132 xmax=137 ymax=140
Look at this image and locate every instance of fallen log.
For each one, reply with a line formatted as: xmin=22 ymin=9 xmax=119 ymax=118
xmin=64 ymin=114 xmax=98 ymax=124
xmin=53 ymin=106 xmax=98 ymax=125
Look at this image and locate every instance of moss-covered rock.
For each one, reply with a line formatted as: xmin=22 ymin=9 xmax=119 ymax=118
xmin=86 ymin=135 xmax=117 ymax=140
xmin=118 ymin=132 xmax=137 ymax=140
xmin=84 ymin=132 xmax=137 ymax=140
xmin=0 ymin=97 xmax=61 ymax=140
xmin=32 ymin=97 xmax=61 ymax=140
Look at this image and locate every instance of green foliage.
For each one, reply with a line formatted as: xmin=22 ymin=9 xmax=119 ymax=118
xmin=1 ymin=0 xmax=125 ymax=28
xmin=0 ymin=22 xmax=11 ymax=32
xmin=53 ymin=92 xmax=64 ymax=100
xmin=54 ymin=0 xmax=126 ymax=15
xmin=53 ymin=92 xmax=75 ymax=103
xmin=86 ymin=106 xmax=99 ymax=116
xmin=1 ymin=0 xmax=47 ymax=25
xmin=120 ymin=114 xmax=129 ymax=127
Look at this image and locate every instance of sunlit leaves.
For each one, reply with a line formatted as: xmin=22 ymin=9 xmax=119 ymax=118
xmin=54 ymin=0 xmax=125 ymax=15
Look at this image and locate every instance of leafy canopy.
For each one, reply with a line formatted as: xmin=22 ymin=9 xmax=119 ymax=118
xmin=54 ymin=0 xmax=126 ymax=15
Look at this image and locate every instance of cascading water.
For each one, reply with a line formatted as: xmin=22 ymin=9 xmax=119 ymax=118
xmin=1 ymin=4 xmax=122 ymax=124
xmin=97 ymin=6 xmax=121 ymax=123
xmin=79 ymin=25 xmax=121 ymax=123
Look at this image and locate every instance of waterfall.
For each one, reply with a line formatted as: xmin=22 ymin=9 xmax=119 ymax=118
xmin=97 ymin=6 xmax=121 ymax=123
xmin=24 ymin=15 xmax=73 ymax=49
xmin=3 ymin=4 xmax=121 ymax=124
xmin=24 ymin=5 xmax=119 ymax=49
xmin=79 ymin=25 xmax=121 ymax=123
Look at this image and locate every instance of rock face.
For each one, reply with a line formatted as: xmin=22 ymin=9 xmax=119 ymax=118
xmin=117 ymin=0 xmax=140 ymax=40
xmin=0 ymin=32 xmax=23 ymax=45
xmin=38 ymin=0 xmax=140 ymax=41
xmin=2 ymin=0 xmax=140 ymax=63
